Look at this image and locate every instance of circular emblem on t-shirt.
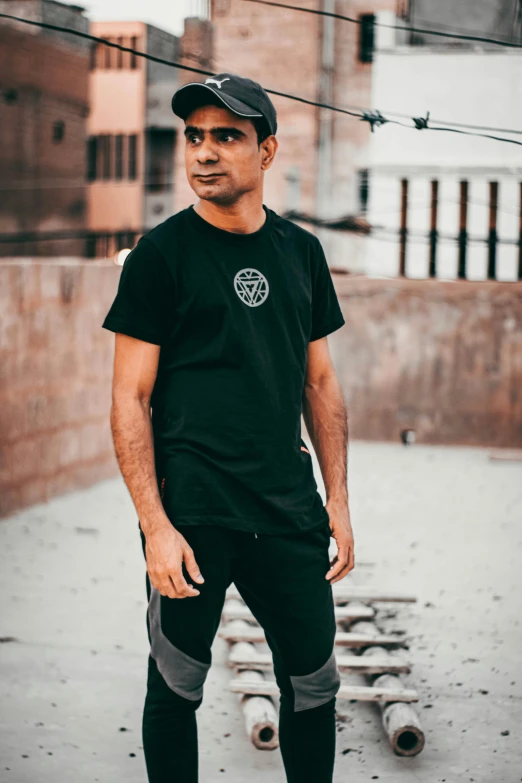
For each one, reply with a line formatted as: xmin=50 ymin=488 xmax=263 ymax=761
xmin=233 ymin=268 xmax=269 ymax=307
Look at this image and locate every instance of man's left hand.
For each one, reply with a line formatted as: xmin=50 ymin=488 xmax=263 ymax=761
xmin=325 ymin=500 xmax=354 ymax=583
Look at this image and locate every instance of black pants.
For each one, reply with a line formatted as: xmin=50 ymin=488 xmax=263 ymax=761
xmin=139 ymin=521 xmax=341 ymax=782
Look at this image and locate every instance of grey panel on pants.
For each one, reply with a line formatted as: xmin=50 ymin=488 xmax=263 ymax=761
xmin=290 ymin=648 xmax=341 ymax=712
xmin=148 ymin=585 xmax=211 ymax=701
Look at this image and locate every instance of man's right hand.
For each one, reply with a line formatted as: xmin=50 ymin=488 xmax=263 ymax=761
xmin=144 ymin=520 xmax=205 ymax=598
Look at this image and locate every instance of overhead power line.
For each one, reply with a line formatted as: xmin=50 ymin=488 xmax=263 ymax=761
xmin=1 ymin=223 xmax=519 ymax=247
xmin=0 ymin=228 xmax=138 ymax=244
xmin=0 ymin=12 xmax=521 ymax=146
xmin=241 ymin=0 xmax=522 ymax=49
xmin=1 ymin=179 xmax=520 ymax=222
xmin=0 ymin=12 xmax=214 ymax=77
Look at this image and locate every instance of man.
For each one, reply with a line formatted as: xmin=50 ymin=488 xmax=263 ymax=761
xmin=102 ymin=72 xmax=354 ymax=783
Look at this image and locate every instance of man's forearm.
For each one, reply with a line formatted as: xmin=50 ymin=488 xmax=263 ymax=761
xmin=302 ymin=372 xmax=348 ymax=505
xmin=110 ymin=396 xmax=171 ymax=536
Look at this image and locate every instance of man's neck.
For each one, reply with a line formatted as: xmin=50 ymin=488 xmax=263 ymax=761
xmin=193 ymin=196 xmax=266 ymax=234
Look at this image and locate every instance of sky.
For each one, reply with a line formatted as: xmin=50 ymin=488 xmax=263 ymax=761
xmin=74 ymin=0 xmax=200 ymax=37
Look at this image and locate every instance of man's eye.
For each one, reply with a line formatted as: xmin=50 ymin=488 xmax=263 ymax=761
xmin=187 ymin=135 xmax=201 ymax=144
xmin=220 ymin=133 xmax=236 ymax=142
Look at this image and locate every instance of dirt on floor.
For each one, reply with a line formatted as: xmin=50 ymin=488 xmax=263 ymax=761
xmin=0 ymin=441 xmax=521 ymax=782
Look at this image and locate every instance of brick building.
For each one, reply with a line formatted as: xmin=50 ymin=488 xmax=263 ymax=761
xmin=86 ymin=18 xmax=212 ymax=258
xmin=170 ymin=0 xmax=396 ymax=270
xmin=0 ymin=0 xmax=90 ymax=257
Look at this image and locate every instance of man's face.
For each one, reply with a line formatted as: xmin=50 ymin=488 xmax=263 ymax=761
xmin=184 ymin=104 xmax=276 ymax=205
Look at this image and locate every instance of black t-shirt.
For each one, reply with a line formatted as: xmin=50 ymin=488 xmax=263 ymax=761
xmin=102 ymin=205 xmax=345 ymax=536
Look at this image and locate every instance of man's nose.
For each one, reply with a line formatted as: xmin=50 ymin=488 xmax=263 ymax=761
xmin=196 ymin=139 xmax=219 ymax=164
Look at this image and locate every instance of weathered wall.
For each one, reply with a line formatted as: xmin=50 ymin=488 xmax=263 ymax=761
xmin=1 ymin=261 xmax=520 ymax=518
xmin=172 ymin=17 xmax=216 ymax=213
xmin=0 ymin=10 xmax=90 ymax=257
xmin=0 ymin=260 xmax=120 ymax=517
xmin=206 ymin=0 xmax=322 ymax=217
xmin=332 ymin=276 xmax=522 ymax=447
xmin=206 ymin=0 xmax=396 ymax=271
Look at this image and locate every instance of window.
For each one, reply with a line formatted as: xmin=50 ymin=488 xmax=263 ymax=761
xmin=428 ymin=180 xmax=439 ymax=278
xmin=85 ymin=231 xmax=137 ymax=258
xmin=357 ymin=169 xmax=370 ymax=214
xmin=116 ymin=231 xmax=136 ymax=250
xmin=458 ymin=180 xmax=469 ymax=280
xmin=3 ymin=88 xmax=18 ymax=103
xmin=52 ymin=120 xmax=65 ymax=143
xmin=116 ymin=36 xmax=124 ymax=69
xmin=487 ymin=182 xmax=499 ymax=280
xmin=115 ymin=134 xmax=124 ymax=179
xmin=128 ymin=134 xmax=138 ymax=179
xmin=90 ymin=35 xmax=139 ymax=69
xmin=101 ymin=135 xmax=112 ymax=179
xmin=95 ymin=41 xmax=105 ymax=69
xmin=103 ymin=38 xmax=112 ymax=69
xmin=97 ymin=233 xmax=111 ymax=258
xmin=87 ymin=137 xmax=97 ymax=180
xmin=86 ymin=134 xmax=139 ymax=182
xmin=145 ymin=129 xmax=175 ymax=192
xmin=358 ymin=14 xmax=375 ymax=63
xmin=130 ymin=36 xmax=138 ymax=69
xmin=85 ymin=233 xmax=97 ymax=259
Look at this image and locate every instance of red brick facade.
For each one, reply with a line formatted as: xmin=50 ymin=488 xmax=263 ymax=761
xmin=0 ymin=21 xmax=90 ymax=257
xmin=198 ymin=0 xmax=396 ymax=221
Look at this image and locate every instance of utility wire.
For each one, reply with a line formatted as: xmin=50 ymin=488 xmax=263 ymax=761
xmin=3 ymin=9 xmax=517 ymax=136
xmin=1 ymin=224 xmax=519 ymax=246
xmin=0 ymin=12 xmax=214 ymax=74
xmin=2 ymin=179 xmax=520 ymax=223
xmin=1 ymin=12 xmax=522 ymax=145
xmin=0 ymin=180 xmax=175 ymax=190
xmin=402 ymin=13 xmax=520 ymax=41
xmin=241 ymin=0 xmax=522 ymax=49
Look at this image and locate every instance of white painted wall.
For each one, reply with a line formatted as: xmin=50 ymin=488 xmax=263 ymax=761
xmin=365 ymin=49 xmax=522 ymax=280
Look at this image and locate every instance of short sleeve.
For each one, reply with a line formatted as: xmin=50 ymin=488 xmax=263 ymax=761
xmin=102 ymin=237 xmax=174 ymax=346
xmin=309 ymin=238 xmax=345 ymax=342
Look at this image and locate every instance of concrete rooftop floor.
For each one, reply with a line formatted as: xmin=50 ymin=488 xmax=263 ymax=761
xmin=0 ymin=441 xmax=521 ymax=782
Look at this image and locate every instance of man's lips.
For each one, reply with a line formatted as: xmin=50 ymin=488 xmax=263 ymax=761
xmin=194 ymin=173 xmax=226 ymax=179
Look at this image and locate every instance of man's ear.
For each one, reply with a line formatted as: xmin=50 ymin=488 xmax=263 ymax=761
xmin=260 ymin=135 xmax=278 ymax=171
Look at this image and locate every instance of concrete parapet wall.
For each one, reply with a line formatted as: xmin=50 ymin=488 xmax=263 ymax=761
xmin=332 ymin=276 xmax=522 ymax=447
xmin=1 ymin=260 xmax=520 ymax=517
xmin=0 ymin=260 xmax=120 ymax=517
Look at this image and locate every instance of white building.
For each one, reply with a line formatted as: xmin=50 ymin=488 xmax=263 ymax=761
xmin=364 ymin=17 xmax=522 ymax=281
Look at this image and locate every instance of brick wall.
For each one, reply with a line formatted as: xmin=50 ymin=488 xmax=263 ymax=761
xmin=0 ymin=260 xmax=120 ymax=517
xmin=173 ymin=18 xmax=215 ymax=212
xmin=332 ymin=277 xmax=522 ymax=447
xmin=206 ymin=0 xmax=395 ymax=272
xmin=206 ymin=0 xmax=323 ymax=217
xmin=0 ymin=22 xmax=89 ymax=257
xmin=1 ymin=260 xmax=520 ymax=518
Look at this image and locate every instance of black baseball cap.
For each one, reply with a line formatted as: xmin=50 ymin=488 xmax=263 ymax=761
xmin=171 ymin=72 xmax=277 ymax=136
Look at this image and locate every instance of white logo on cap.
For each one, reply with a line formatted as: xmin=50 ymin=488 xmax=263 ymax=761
xmin=205 ymin=77 xmax=230 ymax=89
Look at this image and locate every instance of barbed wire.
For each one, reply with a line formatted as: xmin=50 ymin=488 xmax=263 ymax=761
xmin=1 ymin=12 xmax=521 ymax=145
